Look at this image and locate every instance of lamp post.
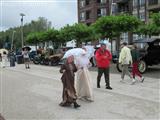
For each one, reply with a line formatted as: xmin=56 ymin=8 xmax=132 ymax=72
xmin=20 ymin=13 xmax=25 ymax=48
xmin=11 ymin=30 xmax=16 ymax=51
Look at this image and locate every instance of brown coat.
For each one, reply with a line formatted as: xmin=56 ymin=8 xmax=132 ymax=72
xmin=59 ymin=62 xmax=77 ymax=106
xmin=0 ymin=114 xmax=5 ymax=120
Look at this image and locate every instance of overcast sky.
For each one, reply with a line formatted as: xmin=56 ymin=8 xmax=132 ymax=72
xmin=0 ymin=0 xmax=78 ymax=31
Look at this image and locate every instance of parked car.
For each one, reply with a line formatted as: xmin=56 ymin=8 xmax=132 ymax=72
xmin=29 ymin=51 xmax=37 ymax=61
xmin=33 ymin=54 xmax=50 ymax=65
xmin=116 ymin=38 xmax=160 ymax=73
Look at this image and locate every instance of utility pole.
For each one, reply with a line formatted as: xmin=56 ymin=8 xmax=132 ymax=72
xmin=11 ymin=31 xmax=16 ymax=51
xmin=20 ymin=13 xmax=25 ymax=48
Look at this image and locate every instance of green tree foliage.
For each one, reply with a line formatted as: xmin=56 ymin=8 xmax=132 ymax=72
xmin=58 ymin=24 xmax=75 ymax=43
xmin=72 ymin=23 xmax=91 ymax=44
xmin=26 ymin=28 xmax=60 ymax=49
xmin=0 ymin=17 xmax=51 ymax=49
xmin=93 ymin=15 xmax=141 ymax=39
xmin=151 ymin=13 xmax=160 ymax=26
xmin=135 ymin=13 xmax=160 ymax=36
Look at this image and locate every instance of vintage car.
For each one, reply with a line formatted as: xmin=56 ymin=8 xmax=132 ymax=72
xmin=116 ymin=38 xmax=160 ymax=73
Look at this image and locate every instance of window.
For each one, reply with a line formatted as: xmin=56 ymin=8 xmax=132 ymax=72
xmin=120 ymin=33 xmax=128 ymax=43
xmin=101 ymin=8 xmax=106 ymax=16
xmin=154 ymin=41 xmax=160 ymax=46
xmin=97 ymin=8 xmax=106 ymax=17
xmin=86 ymin=10 xmax=91 ymax=20
xmin=97 ymin=0 xmax=101 ymax=3
xmin=111 ymin=3 xmax=117 ymax=14
xmin=97 ymin=9 xmax=101 ymax=17
xmin=133 ymin=0 xmax=137 ymax=8
xmin=101 ymin=0 xmax=106 ymax=4
xmin=97 ymin=0 xmax=106 ymax=4
xmin=140 ymin=0 xmax=145 ymax=7
xmin=139 ymin=12 xmax=145 ymax=21
xmin=80 ymin=12 xmax=85 ymax=21
xmin=80 ymin=0 xmax=85 ymax=8
xmin=149 ymin=0 xmax=158 ymax=5
xmin=86 ymin=0 xmax=89 ymax=5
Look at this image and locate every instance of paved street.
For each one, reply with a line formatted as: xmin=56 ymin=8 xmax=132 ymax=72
xmin=0 ymin=64 xmax=160 ymax=120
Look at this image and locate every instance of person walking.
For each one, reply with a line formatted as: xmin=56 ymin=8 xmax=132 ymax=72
xmin=0 ymin=113 xmax=5 ymax=120
xmin=22 ymin=48 xmax=30 ymax=69
xmin=9 ymin=51 xmax=15 ymax=67
xmin=1 ymin=51 xmax=8 ymax=68
xmin=131 ymin=44 xmax=144 ymax=83
xmin=119 ymin=42 xmax=134 ymax=84
xmin=75 ymin=50 xmax=94 ymax=102
xmin=95 ymin=43 xmax=112 ymax=90
xmin=59 ymin=55 xmax=80 ymax=108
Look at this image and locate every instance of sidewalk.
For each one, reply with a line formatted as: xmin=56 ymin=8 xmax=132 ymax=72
xmin=2 ymin=64 xmax=160 ymax=119
xmin=7 ymin=64 xmax=160 ymax=103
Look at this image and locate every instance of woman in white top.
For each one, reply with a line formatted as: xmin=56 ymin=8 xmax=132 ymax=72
xmin=22 ymin=48 xmax=30 ymax=69
xmin=75 ymin=49 xmax=94 ymax=102
xmin=1 ymin=51 xmax=8 ymax=68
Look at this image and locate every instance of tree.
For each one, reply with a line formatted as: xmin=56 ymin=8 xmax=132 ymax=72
xmin=26 ymin=32 xmax=40 ymax=49
xmin=135 ymin=13 xmax=160 ymax=37
xmin=43 ymin=29 xmax=60 ymax=48
xmin=72 ymin=23 xmax=91 ymax=45
xmin=93 ymin=15 xmax=141 ymax=39
xmin=93 ymin=14 xmax=141 ymax=50
xmin=58 ymin=24 xmax=75 ymax=46
xmin=0 ymin=17 xmax=52 ymax=49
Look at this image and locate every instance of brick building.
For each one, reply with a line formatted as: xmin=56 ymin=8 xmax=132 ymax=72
xmin=78 ymin=0 xmax=111 ymax=25
xmin=78 ymin=0 xmax=160 ymax=51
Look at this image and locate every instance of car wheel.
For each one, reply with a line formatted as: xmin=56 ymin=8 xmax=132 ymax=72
xmin=138 ymin=60 xmax=147 ymax=74
xmin=33 ymin=60 xmax=40 ymax=64
xmin=116 ymin=63 xmax=122 ymax=72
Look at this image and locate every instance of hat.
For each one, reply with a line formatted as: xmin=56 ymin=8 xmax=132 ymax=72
xmin=99 ymin=40 xmax=106 ymax=46
xmin=100 ymin=42 xmax=106 ymax=46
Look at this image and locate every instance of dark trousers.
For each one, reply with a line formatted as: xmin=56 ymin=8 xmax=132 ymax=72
xmin=97 ymin=67 xmax=110 ymax=87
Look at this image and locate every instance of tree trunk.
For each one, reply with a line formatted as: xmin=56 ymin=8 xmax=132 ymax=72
xmin=128 ymin=32 xmax=133 ymax=44
xmin=117 ymin=35 xmax=121 ymax=51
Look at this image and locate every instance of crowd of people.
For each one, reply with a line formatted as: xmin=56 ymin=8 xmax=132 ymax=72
xmin=0 ymin=42 xmax=145 ymax=110
xmin=59 ymin=41 xmax=145 ymax=109
xmin=0 ymin=48 xmax=30 ymax=69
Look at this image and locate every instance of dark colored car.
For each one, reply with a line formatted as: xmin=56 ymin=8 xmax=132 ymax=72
xmin=134 ymin=38 xmax=160 ymax=73
xmin=115 ymin=38 xmax=160 ymax=73
xmin=29 ymin=51 xmax=37 ymax=61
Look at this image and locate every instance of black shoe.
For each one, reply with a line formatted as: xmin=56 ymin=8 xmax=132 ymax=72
xmin=106 ymin=86 xmax=112 ymax=90
xmin=74 ymin=102 xmax=80 ymax=108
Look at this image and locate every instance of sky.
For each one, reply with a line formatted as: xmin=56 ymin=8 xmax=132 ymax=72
xmin=0 ymin=0 xmax=78 ymax=31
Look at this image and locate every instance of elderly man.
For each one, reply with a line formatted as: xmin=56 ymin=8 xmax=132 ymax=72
xmin=95 ymin=42 xmax=112 ymax=90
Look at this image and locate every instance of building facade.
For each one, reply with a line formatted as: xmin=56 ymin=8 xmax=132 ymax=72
xmin=78 ymin=0 xmax=111 ymax=25
xmin=78 ymin=0 xmax=160 ymax=50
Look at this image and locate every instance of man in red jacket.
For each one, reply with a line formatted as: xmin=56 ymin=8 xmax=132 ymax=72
xmin=95 ymin=43 xmax=112 ymax=89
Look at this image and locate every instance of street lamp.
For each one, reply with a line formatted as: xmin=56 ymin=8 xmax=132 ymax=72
xmin=11 ymin=30 xmax=16 ymax=51
xmin=20 ymin=13 xmax=25 ymax=48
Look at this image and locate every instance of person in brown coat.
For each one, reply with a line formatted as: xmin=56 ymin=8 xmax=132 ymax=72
xmin=0 ymin=113 xmax=5 ymax=120
xmin=59 ymin=55 xmax=80 ymax=108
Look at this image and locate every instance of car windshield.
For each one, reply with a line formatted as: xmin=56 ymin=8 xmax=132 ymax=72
xmin=134 ymin=43 xmax=149 ymax=50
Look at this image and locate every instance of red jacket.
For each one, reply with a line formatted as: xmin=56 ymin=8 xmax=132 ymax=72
xmin=95 ymin=48 xmax=112 ymax=68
